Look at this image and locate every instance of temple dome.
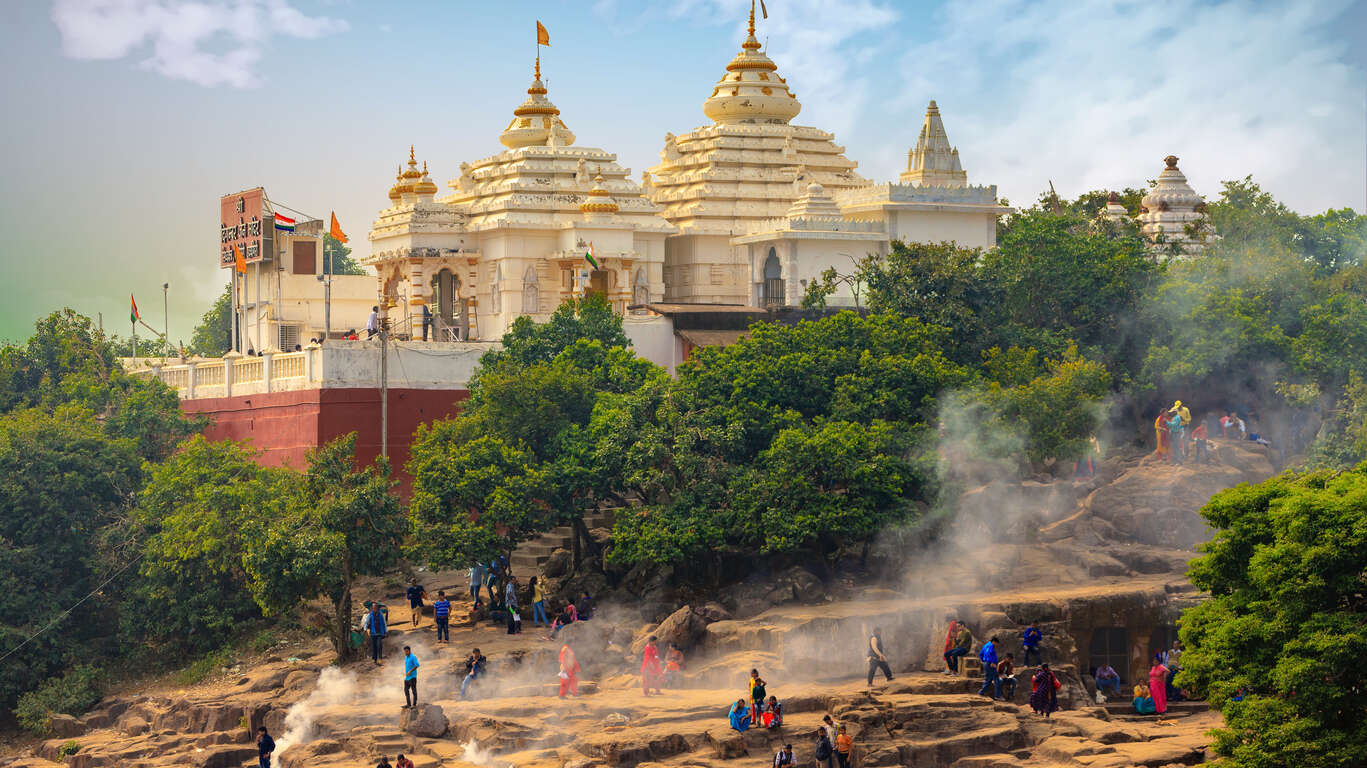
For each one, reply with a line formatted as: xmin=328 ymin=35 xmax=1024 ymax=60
xmin=1141 ymin=155 xmax=1202 ymax=213
xmin=702 ymin=3 xmax=801 ymax=125
xmin=580 ymin=172 xmax=619 ymax=215
xmin=500 ymin=57 xmax=576 ymax=149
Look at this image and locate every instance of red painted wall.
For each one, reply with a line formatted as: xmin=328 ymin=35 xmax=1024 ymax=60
xmin=181 ymin=387 xmax=470 ymax=497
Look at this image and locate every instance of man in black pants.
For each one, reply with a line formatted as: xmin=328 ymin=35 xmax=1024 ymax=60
xmin=867 ymin=627 xmax=894 ymax=685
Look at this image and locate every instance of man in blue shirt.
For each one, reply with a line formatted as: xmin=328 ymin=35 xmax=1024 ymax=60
xmin=364 ymin=601 xmax=388 ymax=664
xmin=978 ymin=636 xmax=1002 ymax=699
xmin=433 ymin=590 xmax=451 ymax=643
xmin=402 ymin=645 xmax=420 ymax=708
xmin=1022 ymin=623 xmax=1043 ymax=666
xmin=256 ymin=726 xmax=275 ymax=768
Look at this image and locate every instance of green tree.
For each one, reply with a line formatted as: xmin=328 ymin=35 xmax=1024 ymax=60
xmin=124 ymin=437 xmax=286 ymax=655
xmin=480 ymin=294 xmax=630 ymax=370
xmin=1179 ymin=466 xmax=1367 ymax=768
xmin=1308 ymin=372 xmax=1367 ymax=470
xmin=188 ymin=284 xmax=233 ymax=357
xmin=0 ymin=406 xmax=141 ymax=710
xmin=242 ymin=433 xmax=403 ymax=660
xmin=323 ymin=233 xmax=367 ymax=276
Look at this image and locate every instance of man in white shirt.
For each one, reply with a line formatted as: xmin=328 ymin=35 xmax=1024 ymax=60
xmin=366 ymin=306 xmax=380 ymax=338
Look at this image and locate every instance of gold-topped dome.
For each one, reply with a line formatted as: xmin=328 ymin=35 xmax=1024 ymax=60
xmin=401 ymin=146 xmax=423 ymax=179
xmin=500 ymin=55 xmax=577 ymax=149
xmin=391 ymin=163 xmax=415 ymax=199
xmin=580 ymin=172 xmax=619 ymax=214
xmin=387 ymin=166 xmax=403 ymax=203
xmin=414 ymin=161 xmax=438 ymax=195
xmin=702 ymin=1 xmax=801 ymax=125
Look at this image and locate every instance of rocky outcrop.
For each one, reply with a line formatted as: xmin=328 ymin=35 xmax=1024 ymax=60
xmin=400 ymin=703 xmax=448 ymax=738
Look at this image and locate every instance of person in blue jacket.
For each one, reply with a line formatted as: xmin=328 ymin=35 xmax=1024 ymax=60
xmin=1022 ymin=623 xmax=1043 ymax=666
xmin=978 ymin=636 xmax=1002 ymax=699
xmin=728 ymin=699 xmax=751 ymax=732
xmin=363 ymin=601 xmax=388 ymax=664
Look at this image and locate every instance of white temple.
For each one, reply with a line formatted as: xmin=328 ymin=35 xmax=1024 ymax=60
xmin=1137 ymin=155 xmax=1214 ymax=256
xmin=366 ymin=6 xmax=1008 ymax=338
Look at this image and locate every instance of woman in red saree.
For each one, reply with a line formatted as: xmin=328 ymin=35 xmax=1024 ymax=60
xmin=559 ymin=642 xmax=580 ymax=698
xmin=641 ymin=636 xmax=664 ymax=695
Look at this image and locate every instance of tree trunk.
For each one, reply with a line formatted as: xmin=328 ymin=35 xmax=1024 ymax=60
xmin=334 ymin=556 xmax=354 ymax=662
xmin=571 ymin=519 xmax=582 ymax=572
xmin=572 ymin=516 xmax=600 ymax=564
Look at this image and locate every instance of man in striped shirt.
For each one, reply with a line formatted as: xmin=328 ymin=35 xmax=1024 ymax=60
xmin=433 ymin=590 xmax=451 ymax=643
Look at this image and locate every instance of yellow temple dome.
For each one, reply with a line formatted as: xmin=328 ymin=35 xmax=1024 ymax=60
xmin=500 ymin=56 xmax=577 ymax=149
xmin=580 ymin=172 xmax=619 ymax=214
xmin=414 ymin=161 xmax=438 ymax=195
xmin=702 ymin=1 xmax=801 ymax=125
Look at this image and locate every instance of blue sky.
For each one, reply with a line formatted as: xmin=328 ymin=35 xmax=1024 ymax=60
xmin=1 ymin=0 xmax=1364 ymax=343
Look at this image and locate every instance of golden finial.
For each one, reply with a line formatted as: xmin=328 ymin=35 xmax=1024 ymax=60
xmin=423 ymin=161 xmax=428 ymax=173
xmin=535 ymin=52 xmax=541 ymax=81
xmin=409 ymin=145 xmax=416 ymax=164
xmin=748 ymin=0 xmax=756 ymax=38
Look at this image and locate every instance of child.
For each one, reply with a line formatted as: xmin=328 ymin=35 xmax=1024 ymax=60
xmin=664 ymin=643 xmax=685 ymax=688
xmin=834 ymin=725 xmax=853 ymax=768
xmin=748 ymin=669 xmax=768 ymax=726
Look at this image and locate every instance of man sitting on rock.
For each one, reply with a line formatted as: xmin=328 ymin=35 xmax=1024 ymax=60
xmin=945 ymin=622 xmax=972 ymax=674
xmin=998 ymin=654 xmax=1017 ymax=700
xmin=1022 ymin=622 xmax=1043 ymax=666
xmin=395 ymin=754 xmax=414 ymax=768
xmin=461 ymin=647 xmax=487 ymax=699
xmin=1095 ymin=663 xmax=1121 ymax=698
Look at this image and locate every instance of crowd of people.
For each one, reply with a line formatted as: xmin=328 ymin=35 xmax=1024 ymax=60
xmin=1154 ymin=399 xmax=1272 ymax=464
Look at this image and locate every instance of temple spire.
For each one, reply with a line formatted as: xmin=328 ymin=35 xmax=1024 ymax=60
xmin=900 ymin=100 xmax=967 ymax=187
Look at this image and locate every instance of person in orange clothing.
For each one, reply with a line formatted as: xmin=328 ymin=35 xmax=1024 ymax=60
xmin=558 ymin=642 xmax=580 ymax=698
xmin=834 ymin=724 xmax=853 ymax=768
xmin=640 ymin=635 xmax=664 ymax=696
xmin=1154 ymin=412 xmax=1170 ymax=461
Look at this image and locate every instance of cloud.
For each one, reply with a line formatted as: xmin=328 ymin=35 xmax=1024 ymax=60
xmin=51 ymin=0 xmax=348 ymax=88
xmin=887 ymin=0 xmax=1366 ymax=213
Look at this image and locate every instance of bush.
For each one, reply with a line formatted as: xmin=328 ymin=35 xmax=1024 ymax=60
xmin=13 ymin=666 xmax=102 ymax=735
xmin=249 ymin=629 xmax=279 ymax=655
xmin=173 ymin=649 xmax=234 ymax=686
xmin=58 ymin=741 xmax=81 ymax=758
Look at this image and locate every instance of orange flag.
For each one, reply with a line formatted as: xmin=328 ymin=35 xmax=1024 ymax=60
xmin=329 ymin=212 xmax=348 ymax=244
xmin=536 ymin=20 xmax=549 ymax=46
xmin=233 ymin=244 xmax=246 ymax=274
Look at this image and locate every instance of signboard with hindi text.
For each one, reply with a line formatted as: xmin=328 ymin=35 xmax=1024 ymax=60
xmin=220 ymin=187 xmax=268 ymax=268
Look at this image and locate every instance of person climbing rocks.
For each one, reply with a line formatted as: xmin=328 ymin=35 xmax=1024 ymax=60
xmin=1191 ymin=421 xmax=1211 ymax=464
xmin=460 ymin=648 xmax=486 ymax=699
xmin=505 ymin=576 xmax=521 ymax=635
xmin=814 ymin=727 xmax=835 ymax=768
xmin=558 ymin=642 xmax=580 ymax=698
xmin=530 ymin=576 xmax=548 ymax=627
xmin=433 ymin=590 xmax=450 ymax=643
xmin=664 ymin=642 xmax=685 ymax=688
xmin=256 ymin=726 xmax=275 ymax=768
xmin=978 ymin=635 xmax=1001 ymax=699
xmin=946 ymin=622 xmax=972 ymax=674
xmin=641 ymin=635 xmax=664 ymax=696
xmin=406 ymin=581 xmax=426 ymax=627
xmin=942 ymin=618 xmax=960 ymax=674
xmin=728 ymin=699 xmax=751 ymax=732
xmin=402 ymin=645 xmax=419 ymax=708
xmin=748 ymin=669 xmax=768 ymax=726
xmin=1022 ymin=622 xmax=1043 ymax=666
xmin=998 ymin=654 xmax=1017 ymax=700
xmin=774 ymin=743 xmax=796 ymax=768
xmin=834 ymin=724 xmax=853 ymax=768
xmin=395 ymin=755 xmax=414 ymax=768
xmin=867 ymin=627 xmax=894 ymax=685
xmin=1030 ymin=663 xmax=1061 ymax=717
xmin=1154 ymin=411 xmax=1170 ymax=462
xmin=1148 ymin=657 xmax=1169 ymax=714
xmin=363 ymin=600 xmax=388 ymax=664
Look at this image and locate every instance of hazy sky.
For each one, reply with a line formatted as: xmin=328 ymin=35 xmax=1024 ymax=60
xmin=1 ymin=0 xmax=1364 ymax=343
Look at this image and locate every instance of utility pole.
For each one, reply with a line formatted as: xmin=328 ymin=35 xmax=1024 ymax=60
xmin=162 ymin=283 xmax=169 ymax=358
xmin=379 ymin=319 xmax=389 ymax=459
xmin=323 ymin=236 xmax=332 ymax=342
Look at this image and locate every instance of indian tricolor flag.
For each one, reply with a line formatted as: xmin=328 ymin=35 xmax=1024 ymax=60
xmin=130 ymin=294 xmax=140 ymax=323
xmin=585 ymin=242 xmax=598 ymax=269
xmin=273 ymin=214 xmax=296 ymax=233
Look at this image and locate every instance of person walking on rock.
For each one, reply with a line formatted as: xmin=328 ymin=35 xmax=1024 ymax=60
xmin=402 ymin=645 xmax=419 ymax=708
xmin=364 ymin=600 xmax=387 ymax=664
xmin=978 ymin=636 xmax=1001 ymax=699
xmin=641 ymin=635 xmax=664 ymax=696
xmin=433 ymin=590 xmax=450 ymax=643
xmin=1030 ymin=663 xmax=1061 ymax=717
xmin=505 ymin=576 xmax=520 ymax=635
xmin=530 ymin=576 xmax=548 ymax=627
xmin=1154 ymin=412 xmax=1170 ymax=462
xmin=867 ymin=627 xmax=894 ymax=685
xmin=406 ymin=581 xmax=426 ymax=628
xmin=256 ymin=726 xmax=275 ymax=768
xmin=558 ymin=642 xmax=580 ymax=698
xmin=469 ymin=563 xmax=486 ymax=608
